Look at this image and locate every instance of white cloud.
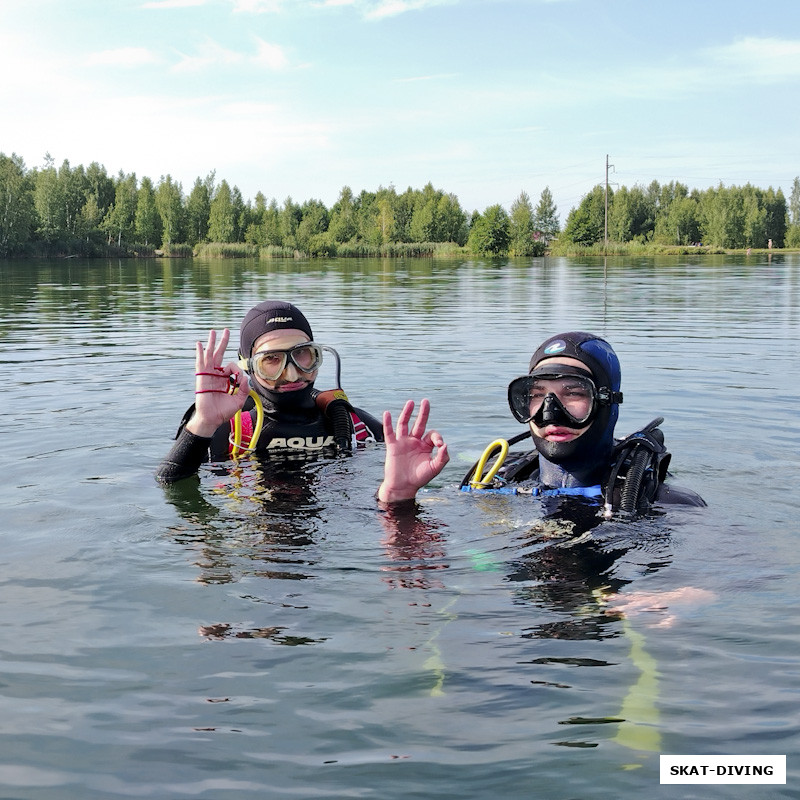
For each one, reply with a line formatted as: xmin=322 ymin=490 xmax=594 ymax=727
xmin=364 ymin=0 xmax=456 ymax=19
xmin=485 ymin=35 xmax=800 ymax=110
xmin=0 ymin=31 xmax=87 ymax=118
xmin=228 ymin=0 xmax=458 ymax=17
xmin=393 ymin=72 xmax=458 ymax=83
xmin=253 ymin=38 xmax=290 ymax=70
xmin=707 ymin=37 xmax=800 ymax=81
xmin=229 ymin=0 xmax=285 ymax=11
xmin=84 ymin=47 xmax=161 ymax=68
xmin=140 ymin=0 xmax=207 ymax=8
xmin=171 ymin=37 xmax=289 ymax=72
xmin=172 ymin=39 xmax=245 ymax=72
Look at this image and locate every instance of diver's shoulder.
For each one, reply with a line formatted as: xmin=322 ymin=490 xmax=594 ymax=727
xmin=655 ymin=481 xmax=707 ymax=507
xmin=350 ymin=405 xmax=384 ymax=441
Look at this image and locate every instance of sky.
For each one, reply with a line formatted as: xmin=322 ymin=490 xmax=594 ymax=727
xmin=2 ymin=0 xmax=799 ymax=223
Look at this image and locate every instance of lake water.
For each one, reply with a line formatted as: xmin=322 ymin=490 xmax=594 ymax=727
xmin=1 ymin=254 xmax=799 ymax=799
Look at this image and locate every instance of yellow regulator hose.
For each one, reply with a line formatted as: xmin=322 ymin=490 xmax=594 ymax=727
xmin=231 ymin=390 xmax=265 ymax=458
xmin=470 ymin=439 xmax=509 ymax=489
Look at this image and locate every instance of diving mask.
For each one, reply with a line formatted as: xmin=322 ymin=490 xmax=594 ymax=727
xmin=508 ymin=365 xmax=621 ymax=428
xmin=239 ymin=342 xmax=323 ymax=382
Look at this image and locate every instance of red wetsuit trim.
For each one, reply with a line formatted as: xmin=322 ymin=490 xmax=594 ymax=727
xmin=351 ymin=411 xmax=376 ymax=443
xmin=229 ymin=411 xmax=254 ymax=455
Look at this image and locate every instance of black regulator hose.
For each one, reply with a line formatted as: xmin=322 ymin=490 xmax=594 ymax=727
xmin=310 ymin=347 xmax=354 ymax=452
xmin=312 ymin=389 xmax=354 ymax=452
xmin=328 ymin=399 xmax=354 ymax=451
xmin=618 ymin=448 xmax=651 ymax=515
xmin=612 ymin=417 xmax=667 ymax=516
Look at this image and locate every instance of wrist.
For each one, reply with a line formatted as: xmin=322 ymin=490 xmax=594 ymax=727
xmin=186 ymin=414 xmax=223 ymax=438
xmin=377 ymin=482 xmax=417 ymax=504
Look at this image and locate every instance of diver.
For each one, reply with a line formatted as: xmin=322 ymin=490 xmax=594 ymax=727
xmin=377 ymin=331 xmax=705 ymax=514
xmin=156 ymin=300 xmax=383 ymax=484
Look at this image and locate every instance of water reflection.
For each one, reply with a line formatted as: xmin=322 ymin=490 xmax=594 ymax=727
xmin=163 ymin=457 xmax=335 ymax=642
xmin=2 ymin=254 xmax=799 ymax=798
xmin=378 ymin=501 xmax=449 ymax=590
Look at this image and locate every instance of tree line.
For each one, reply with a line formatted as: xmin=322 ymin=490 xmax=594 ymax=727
xmin=561 ymin=178 xmax=800 ymax=250
xmin=0 ymin=152 xmax=558 ymax=258
xmin=1 ymin=151 xmax=798 ymax=258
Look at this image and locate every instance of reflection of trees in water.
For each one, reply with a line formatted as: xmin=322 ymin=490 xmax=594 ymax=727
xmin=492 ymin=499 xmax=677 ymax=752
xmin=505 ymin=498 xmax=674 ymax=641
xmin=198 ymin=622 xmax=325 ymax=646
xmin=372 ymin=494 xmax=678 ymax=746
xmin=163 ymin=457 xmax=331 ymax=642
xmin=375 ymin=494 xmax=674 ymax=621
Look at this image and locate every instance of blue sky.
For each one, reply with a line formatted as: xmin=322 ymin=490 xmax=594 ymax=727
xmin=2 ymin=0 xmax=798 ymax=223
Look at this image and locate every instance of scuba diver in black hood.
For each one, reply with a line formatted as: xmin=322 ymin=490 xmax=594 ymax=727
xmin=378 ymin=331 xmax=704 ymax=514
xmin=156 ymin=300 xmax=383 ymax=484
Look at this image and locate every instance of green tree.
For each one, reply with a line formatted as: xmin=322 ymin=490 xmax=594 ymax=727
xmin=509 ymin=190 xmax=536 ymax=255
xmin=84 ymin=162 xmax=115 ymax=218
xmin=231 ymin=185 xmax=246 ymax=243
xmin=468 ymin=204 xmax=511 ymax=254
xmin=295 ymin=198 xmax=329 ymax=253
xmin=742 ymin=186 xmax=766 ymax=247
xmin=698 ymin=184 xmax=751 ymax=248
xmin=393 ymin=187 xmax=416 ymax=242
xmin=56 ymin=160 xmax=89 ymax=238
xmin=786 ymin=178 xmax=800 ymax=247
xmin=436 ymin=192 xmax=468 ymax=244
xmin=135 ymin=176 xmax=161 ymax=247
xmin=789 ymin=177 xmax=800 ymax=226
xmin=264 ymin=199 xmax=283 ymax=246
xmin=608 ymin=185 xmax=654 ymax=242
xmin=656 ymin=181 xmax=688 ymax=214
xmin=102 ymin=171 xmax=138 ymax=248
xmin=562 ymin=185 xmax=606 ymax=246
xmin=279 ymin=196 xmax=301 ymax=249
xmin=409 ymin=188 xmax=436 ymax=242
xmin=533 ymin=186 xmax=559 ymax=244
xmin=185 ymin=173 xmax=213 ymax=246
xmin=653 ymin=183 xmax=694 ymax=244
xmin=329 ymin=186 xmax=357 ymax=243
xmin=374 ymin=185 xmax=397 ymax=245
xmin=655 ymin=195 xmax=700 ymax=245
xmin=604 ymin=186 xmax=634 ymax=242
xmin=155 ymin=175 xmax=184 ymax=246
xmin=77 ymin=194 xmax=105 ymax=245
xmin=33 ymin=154 xmax=65 ymax=243
xmin=408 ymin=182 xmax=464 ymax=243
xmin=244 ymin=191 xmax=267 ymax=246
xmin=764 ymin=187 xmax=787 ymax=247
xmin=0 ymin=152 xmax=35 ymax=256
xmin=208 ymin=180 xmax=235 ymax=243
xmin=354 ymin=189 xmax=381 ymax=246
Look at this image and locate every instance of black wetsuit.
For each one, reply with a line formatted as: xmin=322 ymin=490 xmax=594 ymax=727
xmin=156 ymin=396 xmax=383 ymax=485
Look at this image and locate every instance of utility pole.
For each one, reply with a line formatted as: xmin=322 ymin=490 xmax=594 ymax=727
xmin=604 ymin=154 xmax=614 ymax=251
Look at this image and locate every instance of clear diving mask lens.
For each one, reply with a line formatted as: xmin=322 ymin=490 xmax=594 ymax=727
xmin=508 ymin=366 xmax=618 ymax=428
xmin=239 ymin=342 xmax=324 ymax=382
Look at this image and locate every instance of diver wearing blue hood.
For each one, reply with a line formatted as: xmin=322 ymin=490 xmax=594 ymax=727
xmin=377 ymin=332 xmax=704 ymax=513
xmin=508 ymin=331 xmax=623 ymax=490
